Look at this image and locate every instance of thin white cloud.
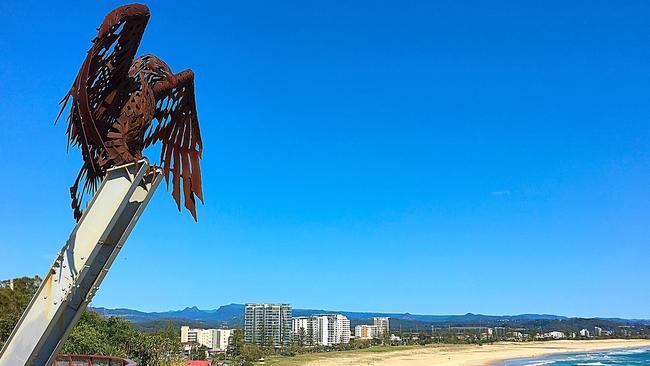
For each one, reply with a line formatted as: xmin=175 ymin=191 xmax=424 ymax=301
xmin=491 ymin=190 xmax=511 ymax=196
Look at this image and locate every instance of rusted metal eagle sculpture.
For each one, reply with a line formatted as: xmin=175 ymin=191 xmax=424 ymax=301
xmin=58 ymin=4 xmax=203 ymax=221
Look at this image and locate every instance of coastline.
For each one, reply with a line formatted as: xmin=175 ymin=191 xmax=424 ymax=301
xmin=274 ymin=339 xmax=650 ymax=366
xmin=484 ymin=340 xmax=650 ymax=366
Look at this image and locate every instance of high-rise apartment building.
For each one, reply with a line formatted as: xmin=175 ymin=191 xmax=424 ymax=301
xmin=244 ymin=303 xmax=292 ymax=347
xmin=292 ymin=316 xmax=313 ymax=344
xmin=373 ymin=317 xmax=390 ymax=335
xmin=333 ymin=315 xmax=351 ymax=344
xmin=291 ymin=314 xmax=350 ymax=346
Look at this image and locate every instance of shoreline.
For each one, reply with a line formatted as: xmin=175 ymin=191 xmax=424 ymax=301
xmin=275 ymin=339 xmax=650 ymax=366
xmin=486 ymin=340 xmax=650 ymax=366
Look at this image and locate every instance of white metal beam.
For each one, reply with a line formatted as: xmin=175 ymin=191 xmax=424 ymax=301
xmin=0 ymin=161 xmax=162 ymax=366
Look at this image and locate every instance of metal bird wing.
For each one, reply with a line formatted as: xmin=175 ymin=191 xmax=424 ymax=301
xmin=60 ymin=4 xmax=150 ymax=157
xmin=57 ymin=4 xmax=151 ymax=217
xmin=146 ymin=71 xmax=204 ymax=220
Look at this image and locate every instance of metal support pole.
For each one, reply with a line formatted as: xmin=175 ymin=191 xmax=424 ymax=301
xmin=0 ymin=161 xmax=162 ymax=366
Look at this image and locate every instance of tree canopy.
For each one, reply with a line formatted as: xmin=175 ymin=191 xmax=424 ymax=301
xmin=1 ymin=276 xmax=183 ymax=365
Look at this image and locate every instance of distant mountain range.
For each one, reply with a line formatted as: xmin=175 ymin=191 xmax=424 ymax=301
xmin=91 ymin=304 xmax=650 ymax=332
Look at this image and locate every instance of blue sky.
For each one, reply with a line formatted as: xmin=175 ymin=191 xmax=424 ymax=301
xmin=1 ymin=0 xmax=649 ymax=318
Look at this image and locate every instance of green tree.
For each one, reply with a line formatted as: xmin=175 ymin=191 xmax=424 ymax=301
xmin=62 ymin=310 xmax=182 ymax=365
xmin=228 ymin=327 xmax=245 ymax=357
xmin=241 ymin=344 xmax=263 ymax=364
xmin=0 ymin=276 xmax=42 ymax=348
xmin=381 ymin=328 xmax=390 ymax=345
xmin=62 ymin=321 xmax=123 ymax=356
xmin=1 ymin=276 xmax=183 ymax=365
xmin=297 ymin=327 xmax=306 ymax=346
xmin=189 ymin=344 xmax=208 ymax=360
xmin=156 ymin=320 xmax=177 ymax=339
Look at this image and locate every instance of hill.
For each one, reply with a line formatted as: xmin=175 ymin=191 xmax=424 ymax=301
xmin=91 ymin=304 xmax=650 ymax=332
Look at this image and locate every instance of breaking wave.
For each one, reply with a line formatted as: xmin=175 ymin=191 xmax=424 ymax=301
xmin=496 ymin=347 xmax=650 ymax=366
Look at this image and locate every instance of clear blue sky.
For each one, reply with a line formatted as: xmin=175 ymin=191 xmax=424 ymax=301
xmin=1 ymin=0 xmax=649 ymax=319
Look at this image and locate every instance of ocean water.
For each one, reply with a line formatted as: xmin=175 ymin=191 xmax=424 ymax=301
xmin=496 ymin=347 xmax=650 ymax=366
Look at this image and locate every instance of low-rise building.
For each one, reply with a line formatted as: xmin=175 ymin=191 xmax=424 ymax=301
xmin=434 ymin=327 xmax=494 ymax=340
xmin=181 ymin=326 xmax=234 ymax=351
xmin=501 ymin=329 xmax=530 ymax=341
xmin=493 ymin=327 xmax=507 ymax=339
xmin=618 ymin=326 xmax=632 ymax=337
xmin=545 ymin=331 xmax=565 ymax=339
xmin=355 ymin=324 xmax=380 ymax=339
xmin=594 ymin=326 xmax=602 ymax=337
xmin=354 ymin=317 xmax=390 ymax=340
xmin=181 ymin=326 xmax=200 ymax=344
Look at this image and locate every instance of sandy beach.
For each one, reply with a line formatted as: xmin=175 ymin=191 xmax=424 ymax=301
xmin=273 ymin=339 xmax=650 ymax=366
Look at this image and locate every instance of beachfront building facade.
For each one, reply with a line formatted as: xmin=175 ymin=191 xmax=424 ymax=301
xmin=355 ymin=324 xmax=380 ymax=339
xmin=354 ymin=317 xmax=390 ymax=339
xmin=334 ymin=315 xmax=352 ymax=344
xmin=215 ymin=329 xmax=233 ymax=351
xmin=373 ymin=317 xmax=390 ymax=335
xmin=292 ymin=314 xmax=350 ymax=346
xmin=432 ymin=326 xmax=494 ymax=341
xmin=493 ymin=327 xmax=507 ymax=339
xmin=244 ymin=303 xmax=292 ymax=347
xmin=543 ymin=331 xmax=566 ymax=339
xmin=180 ymin=326 xmax=214 ymax=349
xmin=181 ymin=326 xmax=234 ymax=350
